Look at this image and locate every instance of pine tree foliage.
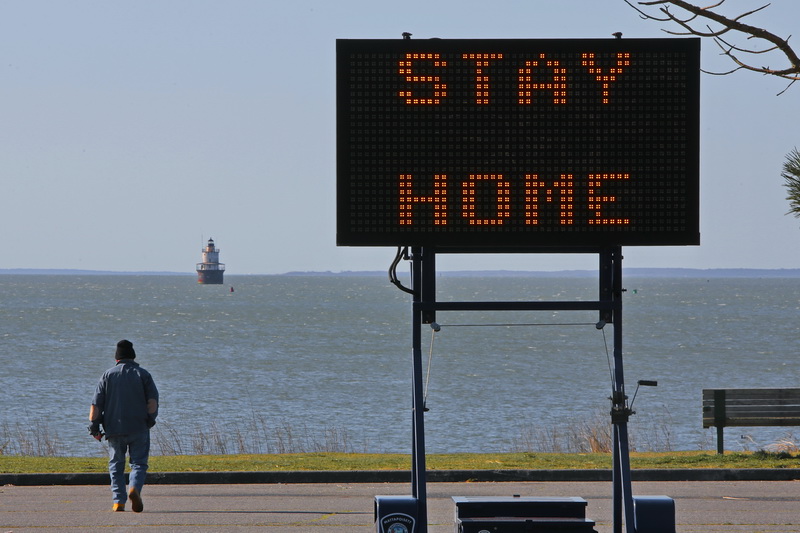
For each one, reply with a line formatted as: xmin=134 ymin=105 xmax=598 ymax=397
xmin=782 ymin=148 xmax=800 ymax=219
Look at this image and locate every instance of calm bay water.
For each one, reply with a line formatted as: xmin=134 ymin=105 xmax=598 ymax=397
xmin=1 ymin=273 xmax=799 ymax=456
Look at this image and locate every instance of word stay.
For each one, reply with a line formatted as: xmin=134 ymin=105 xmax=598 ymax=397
xmin=398 ymin=51 xmax=630 ymax=105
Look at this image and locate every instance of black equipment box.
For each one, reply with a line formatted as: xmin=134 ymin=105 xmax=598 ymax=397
xmin=453 ymin=496 xmax=597 ymax=532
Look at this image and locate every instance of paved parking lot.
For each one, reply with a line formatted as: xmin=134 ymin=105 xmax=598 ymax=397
xmin=2 ymin=479 xmax=799 ymax=532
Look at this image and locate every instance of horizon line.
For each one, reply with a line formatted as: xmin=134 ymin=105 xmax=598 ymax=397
xmin=3 ymin=267 xmax=800 ymax=278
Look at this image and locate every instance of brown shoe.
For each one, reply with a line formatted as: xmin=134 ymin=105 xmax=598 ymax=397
xmin=112 ymin=503 xmax=125 ymax=512
xmin=128 ymin=487 xmax=143 ymax=513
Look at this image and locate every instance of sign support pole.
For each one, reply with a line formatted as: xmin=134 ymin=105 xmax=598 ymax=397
xmin=604 ymin=246 xmax=636 ymax=533
xmin=410 ymin=246 xmax=429 ymax=531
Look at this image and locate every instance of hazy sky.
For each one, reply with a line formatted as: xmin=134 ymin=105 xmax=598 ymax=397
xmin=2 ymin=1 xmax=799 ymax=274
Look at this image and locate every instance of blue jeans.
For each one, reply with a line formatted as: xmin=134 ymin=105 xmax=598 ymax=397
xmin=107 ymin=430 xmax=150 ymax=504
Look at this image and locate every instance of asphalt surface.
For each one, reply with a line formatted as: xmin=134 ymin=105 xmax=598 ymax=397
xmin=2 ymin=471 xmax=800 ymax=532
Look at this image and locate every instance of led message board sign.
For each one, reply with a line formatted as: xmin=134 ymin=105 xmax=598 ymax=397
xmin=337 ymin=38 xmax=700 ymax=247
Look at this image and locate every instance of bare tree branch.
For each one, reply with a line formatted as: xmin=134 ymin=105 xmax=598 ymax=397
xmin=625 ymin=0 xmax=800 ymax=92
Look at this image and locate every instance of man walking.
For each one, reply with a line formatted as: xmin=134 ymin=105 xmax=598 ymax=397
xmin=89 ymin=339 xmax=159 ymax=512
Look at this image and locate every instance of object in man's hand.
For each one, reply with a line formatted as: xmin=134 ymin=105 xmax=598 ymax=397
xmin=88 ymin=421 xmax=104 ymax=441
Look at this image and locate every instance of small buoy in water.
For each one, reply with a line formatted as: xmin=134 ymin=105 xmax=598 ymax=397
xmin=230 ymin=286 xmax=234 ymax=293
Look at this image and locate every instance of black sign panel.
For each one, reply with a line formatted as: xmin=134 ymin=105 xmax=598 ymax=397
xmin=337 ymin=38 xmax=700 ymax=247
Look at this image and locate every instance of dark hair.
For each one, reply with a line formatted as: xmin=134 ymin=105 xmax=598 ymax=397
xmin=115 ymin=339 xmax=136 ymax=360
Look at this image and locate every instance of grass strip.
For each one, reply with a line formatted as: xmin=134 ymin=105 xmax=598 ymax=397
xmin=1 ymin=451 xmax=799 ymax=474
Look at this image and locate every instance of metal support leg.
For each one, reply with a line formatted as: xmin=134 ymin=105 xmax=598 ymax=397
xmin=605 ymin=246 xmax=636 ymax=533
xmin=410 ymin=247 xmax=428 ymax=532
xmin=613 ymin=419 xmax=636 ymax=533
xmin=714 ymin=390 xmax=726 ymax=454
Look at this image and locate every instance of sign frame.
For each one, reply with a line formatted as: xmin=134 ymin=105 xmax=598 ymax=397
xmin=337 ymin=38 xmax=700 ymax=248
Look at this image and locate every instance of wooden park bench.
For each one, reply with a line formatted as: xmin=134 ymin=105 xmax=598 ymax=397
xmin=703 ymin=388 xmax=800 ymax=454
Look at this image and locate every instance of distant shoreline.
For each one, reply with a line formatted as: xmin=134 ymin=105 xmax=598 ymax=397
xmin=3 ymin=268 xmax=800 ymax=278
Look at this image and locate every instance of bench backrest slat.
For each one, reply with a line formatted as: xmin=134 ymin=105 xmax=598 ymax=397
xmin=703 ymin=388 xmax=800 ymax=400
xmin=702 ymin=388 xmax=800 ymax=428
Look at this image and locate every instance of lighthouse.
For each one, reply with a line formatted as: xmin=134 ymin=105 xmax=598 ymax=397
xmin=196 ymin=238 xmax=225 ymax=284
